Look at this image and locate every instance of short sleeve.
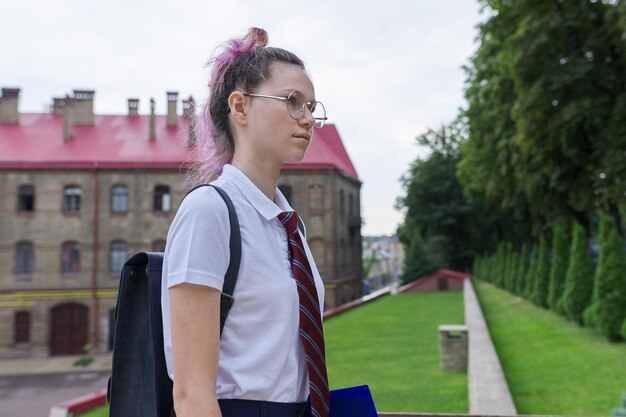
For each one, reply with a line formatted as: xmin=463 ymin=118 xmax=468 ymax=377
xmin=164 ymin=186 xmax=230 ymax=290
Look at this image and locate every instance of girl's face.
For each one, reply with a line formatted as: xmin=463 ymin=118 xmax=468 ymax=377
xmin=237 ymin=62 xmax=316 ymax=167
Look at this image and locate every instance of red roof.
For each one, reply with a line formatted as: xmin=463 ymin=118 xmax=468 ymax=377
xmin=0 ymin=114 xmax=359 ymax=180
xmin=399 ymin=269 xmax=472 ymax=293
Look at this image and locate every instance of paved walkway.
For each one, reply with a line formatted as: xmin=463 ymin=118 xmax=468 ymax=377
xmin=464 ymin=279 xmax=517 ymax=415
xmin=0 ymin=353 xmax=112 ymax=377
xmin=0 ymin=354 xmax=111 ymax=417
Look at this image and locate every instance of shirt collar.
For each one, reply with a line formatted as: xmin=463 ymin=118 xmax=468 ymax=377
xmin=221 ymin=164 xmax=294 ymax=221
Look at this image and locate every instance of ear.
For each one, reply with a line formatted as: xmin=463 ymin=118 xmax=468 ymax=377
xmin=228 ymin=91 xmax=248 ymax=126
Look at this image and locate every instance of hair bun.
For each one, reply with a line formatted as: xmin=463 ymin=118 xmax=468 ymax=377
xmin=241 ymin=27 xmax=268 ymax=50
xmin=208 ymin=27 xmax=268 ymax=88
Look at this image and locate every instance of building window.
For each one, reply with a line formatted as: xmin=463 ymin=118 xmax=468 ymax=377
xmin=339 ymin=190 xmax=344 ymax=222
xmin=152 ymin=239 xmax=166 ymax=252
xmin=110 ymin=240 xmax=128 ymax=273
xmin=278 ymin=184 xmax=292 ymax=205
xmin=308 ymin=184 xmax=324 ymax=209
xmin=63 ymin=185 xmax=81 ymax=212
xmin=14 ymin=311 xmax=31 ymax=346
xmin=154 ymin=185 xmax=171 ymax=212
xmin=18 ymin=185 xmax=35 ymax=212
xmin=349 ymin=193 xmax=353 ymax=215
xmin=15 ymin=241 xmax=34 ymax=278
xmin=111 ymin=184 xmax=129 ymax=213
xmin=61 ymin=241 xmax=80 ymax=276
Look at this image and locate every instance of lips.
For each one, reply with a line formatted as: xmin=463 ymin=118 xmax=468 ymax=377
xmin=294 ymin=133 xmax=310 ymax=141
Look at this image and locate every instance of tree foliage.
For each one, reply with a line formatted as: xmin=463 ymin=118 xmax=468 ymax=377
xmin=459 ymin=0 xmax=626 ymax=233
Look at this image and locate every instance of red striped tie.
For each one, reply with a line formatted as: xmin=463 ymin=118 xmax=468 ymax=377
xmin=278 ymin=211 xmax=330 ymax=417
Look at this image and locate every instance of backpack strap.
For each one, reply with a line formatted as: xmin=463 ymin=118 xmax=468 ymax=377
xmin=297 ymin=215 xmax=306 ymax=239
xmin=182 ymin=184 xmax=241 ymax=335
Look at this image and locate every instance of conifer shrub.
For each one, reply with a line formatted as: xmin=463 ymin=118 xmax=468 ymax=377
xmin=496 ymin=242 xmax=506 ymax=288
xmin=532 ymin=236 xmax=550 ymax=307
xmin=514 ymin=244 xmax=528 ymax=295
xmin=592 ymin=213 xmax=626 ymax=341
xmin=548 ymin=224 xmax=569 ymax=312
xmin=523 ymin=244 xmax=537 ymax=300
xmin=563 ymin=222 xmax=594 ymax=324
xmin=507 ymin=249 xmax=519 ymax=293
xmin=582 ymin=304 xmax=597 ymax=329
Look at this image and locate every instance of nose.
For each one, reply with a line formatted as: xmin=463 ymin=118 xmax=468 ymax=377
xmin=298 ymin=106 xmax=315 ymax=128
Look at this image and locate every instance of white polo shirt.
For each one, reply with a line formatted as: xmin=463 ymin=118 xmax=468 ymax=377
xmin=161 ymin=164 xmax=325 ymax=403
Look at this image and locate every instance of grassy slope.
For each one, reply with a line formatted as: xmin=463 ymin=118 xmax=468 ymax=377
xmin=474 ymin=280 xmax=626 ymax=416
xmin=325 ymin=291 xmax=467 ymax=413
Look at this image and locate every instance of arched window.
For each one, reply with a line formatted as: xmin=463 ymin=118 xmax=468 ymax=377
xmin=63 ymin=185 xmax=81 ymax=212
xmin=308 ymin=184 xmax=324 ymax=209
xmin=111 ymin=184 xmax=129 ymax=213
xmin=61 ymin=241 xmax=80 ymax=276
xmin=154 ymin=185 xmax=171 ymax=212
xmin=15 ymin=241 xmax=34 ymax=278
xmin=14 ymin=311 xmax=31 ymax=346
xmin=278 ymin=184 xmax=292 ymax=205
xmin=18 ymin=185 xmax=35 ymax=212
xmin=110 ymin=240 xmax=128 ymax=273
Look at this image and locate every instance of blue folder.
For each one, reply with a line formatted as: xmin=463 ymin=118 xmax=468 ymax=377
xmin=330 ymin=385 xmax=378 ymax=417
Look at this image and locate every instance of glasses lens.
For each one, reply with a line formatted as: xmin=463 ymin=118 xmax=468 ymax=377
xmin=312 ymin=101 xmax=326 ymax=128
xmin=286 ymin=91 xmax=303 ymax=119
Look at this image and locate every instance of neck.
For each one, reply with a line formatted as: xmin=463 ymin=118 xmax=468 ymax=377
xmin=231 ymin=151 xmax=281 ymax=201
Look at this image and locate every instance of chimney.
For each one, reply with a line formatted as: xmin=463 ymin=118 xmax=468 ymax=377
xmin=149 ymin=98 xmax=156 ymax=141
xmin=63 ymin=95 xmax=74 ymax=142
xmin=0 ymin=87 xmax=20 ymax=124
xmin=51 ymin=97 xmax=66 ymax=115
xmin=70 ymin=89 xmax=95 ymax=125
xmin=183 ymin=96 xmax=196 ymax=147
xmin=128 ymin=98 xmax=139 ymax=116
xmin=166 ymin=91 xmax=178 ymax=126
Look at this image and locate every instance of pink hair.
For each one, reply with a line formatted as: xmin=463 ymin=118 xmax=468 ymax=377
xmin=187 ymin=28 xmax=269 ymax=186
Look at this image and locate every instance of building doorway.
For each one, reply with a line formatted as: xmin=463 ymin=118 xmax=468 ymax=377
xmin=437 ymin=277 xmax=449 ymax=291
xmin=50 ymin=303 xmax=88 ymax=355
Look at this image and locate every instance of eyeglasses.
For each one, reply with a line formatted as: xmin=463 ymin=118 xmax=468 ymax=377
xmin=243 ymin=90 xmax=327 ymax=128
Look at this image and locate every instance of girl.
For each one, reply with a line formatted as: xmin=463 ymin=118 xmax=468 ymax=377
xmin=161 ymin=28 xmax=329 ymax=417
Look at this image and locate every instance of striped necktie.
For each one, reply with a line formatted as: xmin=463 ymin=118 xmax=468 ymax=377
xmin=278 ymin=211 xmax=330 ymax=417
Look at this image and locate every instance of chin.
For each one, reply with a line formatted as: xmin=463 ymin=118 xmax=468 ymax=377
xmin=283 ymin=150 xmax=308 ymax=164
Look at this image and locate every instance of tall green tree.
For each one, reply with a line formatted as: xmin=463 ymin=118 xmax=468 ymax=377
xmin=460 ymin=0 xmax=626 ymax=234
xmin=548 ymin=224 xmax=569 ymax=312
xmin=402 ymin=229 xmax=433 ymax=284
xmin=563 ymin=222 xmax=594 ymax=324
xmin=397 ymin=119 xmax=476 ymax=273
xmin=592 ymin=213 xmax=626 ymax=340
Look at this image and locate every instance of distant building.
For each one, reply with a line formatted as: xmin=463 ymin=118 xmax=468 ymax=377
xmin=400 ymin=269 xmax=471 ymax=292
xmin=363 ymin=235 xmax=404 ymax=292
xmin=0 ymin=87 xmax=362 ymax=356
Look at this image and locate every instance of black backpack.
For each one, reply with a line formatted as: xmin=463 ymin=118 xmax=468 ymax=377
xmin=107 ymin=184 xmax=241 ymax=417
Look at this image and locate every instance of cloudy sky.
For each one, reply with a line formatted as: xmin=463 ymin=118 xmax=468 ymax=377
xmin=1 ymin=0 xmax=483 ymax=235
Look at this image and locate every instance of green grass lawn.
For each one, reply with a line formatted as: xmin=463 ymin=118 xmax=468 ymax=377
xmin=77 ymin=405 xmax=108 ymax=417
xmin=325 ymin=291 xmax=467 ymax=413
xmin=474 ymin=280 xmax=626 ymax=416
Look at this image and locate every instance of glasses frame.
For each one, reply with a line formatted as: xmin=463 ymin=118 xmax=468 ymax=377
xmin=243 ymin=90 xmax=327 ymax=128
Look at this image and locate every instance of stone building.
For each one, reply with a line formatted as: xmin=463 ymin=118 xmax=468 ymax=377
xmin=0 ymin=87 xmax=362 ymax=356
